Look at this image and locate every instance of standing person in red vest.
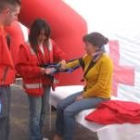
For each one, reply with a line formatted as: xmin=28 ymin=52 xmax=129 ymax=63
xmin=16 ymin=18 xmax=67 ymax=140
xmin=0 ymin=0 xmax=21 ymax=140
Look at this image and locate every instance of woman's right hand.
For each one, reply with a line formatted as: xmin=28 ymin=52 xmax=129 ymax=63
xmin=45 ymin=67 xmax=56 ymax=75
xmin=40 ymin=67 xmax=54 ymax=75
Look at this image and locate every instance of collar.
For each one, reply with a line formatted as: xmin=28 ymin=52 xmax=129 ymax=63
xmin=92 ymin=51 xmax=103 ymax=62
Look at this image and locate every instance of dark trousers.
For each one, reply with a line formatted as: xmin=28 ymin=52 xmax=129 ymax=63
xmin=0 ymin=85 xmax=11 ymax=140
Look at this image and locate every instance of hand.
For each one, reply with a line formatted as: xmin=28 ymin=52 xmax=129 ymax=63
xmin=40 ymin=68 xmax=45 ymax=74
xmin=75 ymin=95 xmax=84 ymax=101
xmin=45 ymin=68 xmax=56 ymax=75
xmin=59 ymin=59 xmax=67 ymax=70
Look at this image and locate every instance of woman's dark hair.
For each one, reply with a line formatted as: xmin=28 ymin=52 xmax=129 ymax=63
xmin=83 ymin=32 xmax=109 ymax=48
xmin=29 ymin=18 xmax=51 ymax=53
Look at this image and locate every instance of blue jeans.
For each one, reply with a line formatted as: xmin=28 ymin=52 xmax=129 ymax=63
xmin=0 ymin=85 xmax=11 ymax=140
xmin=55 ymin=91 xmax=109 ymax=140
xmin=28 ymin=86 xmax=50 ymax=140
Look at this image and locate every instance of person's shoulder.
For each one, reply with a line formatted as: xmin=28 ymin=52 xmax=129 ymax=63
xmin=49 ymin=38 xmax=55 ymax=45
xmin=46 ymin=38 xmax=56 ymax=48
xmin=102 ymin=53 xmax=111 ymax=59
xmin=20 ymin=41 xmax=29 ymax=47
xmin=102 ymin=53 xmax=113 ymax=63
xmin=19 ymin=41 xmax=31 ymax=52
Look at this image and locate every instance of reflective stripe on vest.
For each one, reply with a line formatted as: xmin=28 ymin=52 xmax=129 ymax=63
xmin=48 ymin=39 xmax=53 ymax=63
xmin=24 ymin=83 xmax=43 ymax=89
xmin=48 ymin=39 xmax=52 ymax=52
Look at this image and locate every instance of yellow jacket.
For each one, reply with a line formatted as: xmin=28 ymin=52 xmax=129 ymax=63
xmin=66 ymin=54 xmax=113 ymax=99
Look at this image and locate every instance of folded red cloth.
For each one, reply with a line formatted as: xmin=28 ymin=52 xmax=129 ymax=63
xmin=85 ymin=100 xmax=140 ymax=124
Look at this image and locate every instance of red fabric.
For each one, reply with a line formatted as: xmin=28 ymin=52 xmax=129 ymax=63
xmin=0 ymin=26 xmax=15 ymax=85
xmin=19 ymin=0 xmax=87 ymax=86
xmin=85 ymin=100 xmax=140 ymax=124
xmin=16 ymin=39 xmax=67 ymax=96
xmin=4 ymin=21 xmax=25 ymax=65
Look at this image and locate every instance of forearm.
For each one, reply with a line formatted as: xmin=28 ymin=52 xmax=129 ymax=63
xmin=66 ymin=59 xmax=80 ymax=69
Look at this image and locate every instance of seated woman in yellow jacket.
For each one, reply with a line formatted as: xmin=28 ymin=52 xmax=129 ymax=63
xmin=53 ymin=32 xmax=113 ymax=140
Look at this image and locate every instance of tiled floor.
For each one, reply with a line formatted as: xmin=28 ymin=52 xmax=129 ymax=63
xmin=10 ymin=85 xmax=98 ymax=140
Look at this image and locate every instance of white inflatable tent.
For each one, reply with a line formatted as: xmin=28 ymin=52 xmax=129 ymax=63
xmin=50 ymin=1 xmax=140 ymax=140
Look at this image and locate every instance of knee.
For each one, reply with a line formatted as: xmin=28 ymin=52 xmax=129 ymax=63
xmin=30 ymin=116 xmax=40 ymax=125
xmin=57 ymin=101 xmax=65 ymax=111
xmin=63 ymin=108 xmax=75 ymax=118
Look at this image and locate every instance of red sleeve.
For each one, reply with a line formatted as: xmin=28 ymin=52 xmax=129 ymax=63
xmin=52 ymin=41 xmax=68 ymax=63
xmin=0 ymin=34 xmax=3 ymax=75
xmin=16 ymin=44 xmax=42 ymax=79
xmin=0 ymin=34 xmax=2 ymax=64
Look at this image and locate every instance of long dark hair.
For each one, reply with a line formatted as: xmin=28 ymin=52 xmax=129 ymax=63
xmin=29 ymin=18 xmax=51 ymax=53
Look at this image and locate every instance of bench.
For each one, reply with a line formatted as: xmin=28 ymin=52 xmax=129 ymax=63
xmin=49 ymin=85 xmax=140 ymax=140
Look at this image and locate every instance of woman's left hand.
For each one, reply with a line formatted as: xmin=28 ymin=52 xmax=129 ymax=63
xmin=59 ymin=59 xmax=67 ymax=70
xmin=75 ymin=95 xmax=84 ymax=101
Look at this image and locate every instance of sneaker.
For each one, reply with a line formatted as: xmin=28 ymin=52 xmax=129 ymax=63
xmin=43 ymin=138 xmax=49 ymax=140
